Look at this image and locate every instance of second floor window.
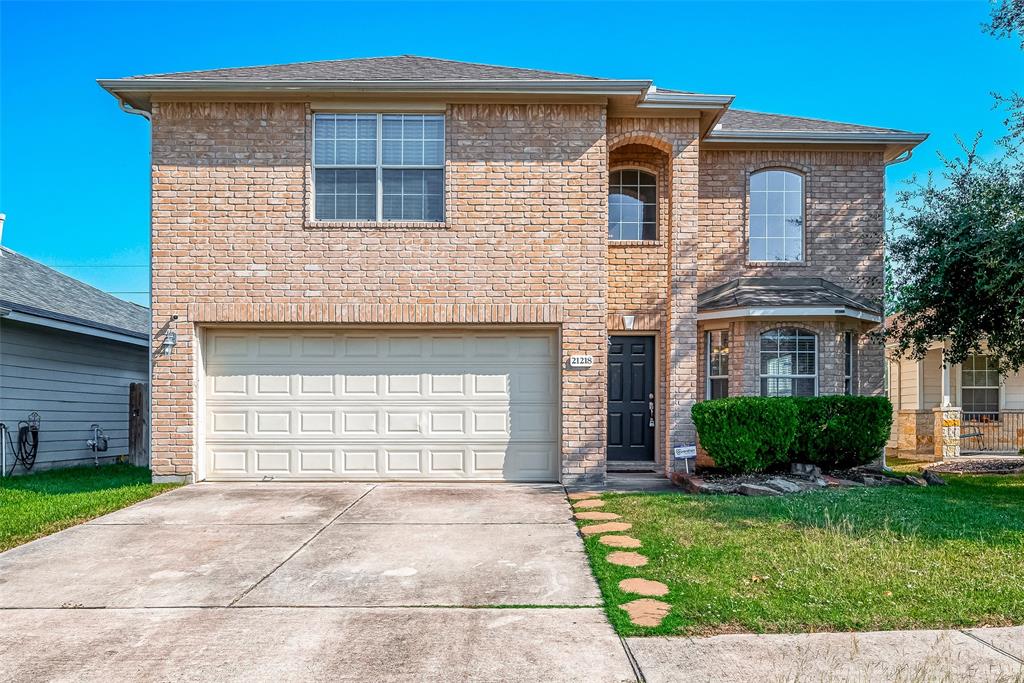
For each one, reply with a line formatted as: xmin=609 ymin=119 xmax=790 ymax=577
xmin=313 ymin=113 xmax=444 ymax=222
xmin=749 ymin=169 xmax=803 ymax=262
xmin=609 ymin=169 xmax=656 ymax=241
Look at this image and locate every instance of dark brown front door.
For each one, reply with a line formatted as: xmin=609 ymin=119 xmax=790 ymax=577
xmin=607 ymin=336 xmax=655 ymax=461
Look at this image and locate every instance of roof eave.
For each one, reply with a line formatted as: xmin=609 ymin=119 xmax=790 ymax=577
xmin=98 ymin=77 xmax=659 ymax=110
xmin=705 ymin=129 xmax=929 ymax=161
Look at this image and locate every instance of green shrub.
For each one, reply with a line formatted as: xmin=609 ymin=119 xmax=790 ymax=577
xmin=789 ymin=395 xmax=893 ymax=469
xmin=691 ymin=397 xmax=799 ymax=473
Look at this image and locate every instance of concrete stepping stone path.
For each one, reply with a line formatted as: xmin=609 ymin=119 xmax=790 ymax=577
xmin=620 ymin=598 xmax=671 ymax=627
xmin=567 ymin=492 xmax=601 ymax=501
xmin=606 ymin=551 xmax=648 ymax=567
xmin=579 ymin=522 xmax=631 ymax=536
xmin=618 ymin=578 xmax=668 ymax=597
xmin=573 ymin=511 xmax=621 ymax=521
xmin=597 ymin=535 xmax=641 ymax=549
xmin=572 ymin=499 xmax=606 ymax=509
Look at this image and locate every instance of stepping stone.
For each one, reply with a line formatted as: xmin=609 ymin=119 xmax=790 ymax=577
xmin=598 ymin=535 xmax=641 ymax=549
xmin=619 ymin=578 xmax=669 ymax=597
xmin=574 ymin=511 xmax=621 ymax=521
xmin=567 ymin=492 xmax=601 ymax=501
xmin=579 ymin=522 xmax=631 ymax=536
xmin=620 ymin=598 xmax=671 ymax=627
xmin=606 ymin=551 xmax=648 ymax=567
xmin=573 ymin=499 xmax=606 ymax=509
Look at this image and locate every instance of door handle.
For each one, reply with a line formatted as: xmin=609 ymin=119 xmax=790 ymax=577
xmin=648 ymin=393 xmax=655 ymax=427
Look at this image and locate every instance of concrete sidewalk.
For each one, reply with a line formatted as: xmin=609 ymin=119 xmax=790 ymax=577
xmin=627 ymin=627 xmax=1024 ymax=683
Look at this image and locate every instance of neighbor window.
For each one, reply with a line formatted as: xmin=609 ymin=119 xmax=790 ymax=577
xmin=961 ymin=354 xmax=999 ymax=418
xmin=760 ymin=328 xmax=817 ymax=397
xmin=609 ymin=169 xmax=657 ymax=241
xmin=844 ymin=331 xmax=856 ymax=395
xmin=313 ymin=113 xmax=444 ymax=222
xmin=749 ymin=169 xmax=803 ymax=262
xmin=706 ymin=330 xmax=730 ymax=399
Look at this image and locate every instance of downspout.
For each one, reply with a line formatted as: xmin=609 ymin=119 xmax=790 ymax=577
xmin=118 ymin=97 xmax=152 ymax=121
xmin=116 ymin=97 xmax=154 ymax=474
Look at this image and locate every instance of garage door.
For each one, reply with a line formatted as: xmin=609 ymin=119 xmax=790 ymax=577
xmin=202 ymin=329 xmax=559 ymax=481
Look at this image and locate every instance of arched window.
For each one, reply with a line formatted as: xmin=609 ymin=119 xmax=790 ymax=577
xmin=749 ymin=169 xmax=803 ymax=262
xmin=760 ymin=328 xmax=817 ymax=396
xmin=609 ymin=169 xmax=656 ymax=241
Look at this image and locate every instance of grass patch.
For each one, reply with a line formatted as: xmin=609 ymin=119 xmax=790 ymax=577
xmin=0 ymin=464 xmax=180 ymax=551
xmin=579 ymin=475 xmax=1024 ymax=636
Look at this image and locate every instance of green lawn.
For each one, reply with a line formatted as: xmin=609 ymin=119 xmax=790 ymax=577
xmin=581 ymin=475 xmax=1024 ymax=636
xmin=0 ymin=464 xmax=180 ymax=551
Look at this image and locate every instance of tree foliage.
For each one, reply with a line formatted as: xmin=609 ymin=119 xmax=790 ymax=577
xmin=884 ymin=2 xmax=1024 ymax=373
xmin=886 ymin=136 xmax=1024 ymax=373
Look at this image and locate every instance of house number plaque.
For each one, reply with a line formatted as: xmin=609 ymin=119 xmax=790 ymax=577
xmin=569 ymin=355 xmax=594 ymax=368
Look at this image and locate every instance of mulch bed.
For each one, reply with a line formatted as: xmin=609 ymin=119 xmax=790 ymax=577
xmin=928 ymin=458 xmax=1024 ymax=474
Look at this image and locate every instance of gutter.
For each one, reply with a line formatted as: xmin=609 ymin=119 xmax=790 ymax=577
xmin=697 ymin=306 xmax=882 ymax=323
xmin=705 ymin=130 xmax=929 ymax=145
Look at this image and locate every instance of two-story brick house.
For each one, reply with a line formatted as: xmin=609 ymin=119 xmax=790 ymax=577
xmin=100 ymin=56 xmax=926 ymax=484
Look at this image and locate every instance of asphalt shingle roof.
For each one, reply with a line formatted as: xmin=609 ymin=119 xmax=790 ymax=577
xmin=715 ymin=109 xmax=911 ymax=135
xmin=0 ymin=247 xmax=149 ymax=338
xmin=125 ymin=55 xmax=608 ymax=82
xmin=697 ymin=277 xmax=881 ymax=315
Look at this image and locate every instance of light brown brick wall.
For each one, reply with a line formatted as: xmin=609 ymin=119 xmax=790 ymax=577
xmin=698 ymin=149 xmax=885 ymax=300
xmin=150 ymin=101 xmax=609 ymax=483
xmin=148 ymin=102 xmax=887 ymax=482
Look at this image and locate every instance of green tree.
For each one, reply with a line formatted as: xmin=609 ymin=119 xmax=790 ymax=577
xmin=884 ymin=2 xmax=1024 ymax=373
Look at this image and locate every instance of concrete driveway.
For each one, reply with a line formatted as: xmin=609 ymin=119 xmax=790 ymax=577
xmin=0 ymin=483 xmax=635 ymax=682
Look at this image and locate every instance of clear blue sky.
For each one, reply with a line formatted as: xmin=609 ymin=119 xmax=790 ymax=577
xmin=1 ymin=1 xmax=1020 ymax=307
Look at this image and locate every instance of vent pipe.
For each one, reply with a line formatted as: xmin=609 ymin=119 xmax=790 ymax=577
xmin=0 ymin=213 xmax=6 ymax=244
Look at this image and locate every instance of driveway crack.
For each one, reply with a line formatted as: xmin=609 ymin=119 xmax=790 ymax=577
xmin=959 ymin=629 xmax=1024 ymax=664
xmin=618 ymin=635 xmax=646 ymax=683
xmin=226 ymin=485 xmax=378 ymax=607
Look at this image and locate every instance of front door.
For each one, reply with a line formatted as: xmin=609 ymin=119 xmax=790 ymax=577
xmin=607 ymin=335 xmax=655 ymax=461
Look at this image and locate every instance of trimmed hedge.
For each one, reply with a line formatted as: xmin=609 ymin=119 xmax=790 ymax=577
xmin=692 ymin=395 xmax=893 ymax=473
xmin=691 ymin=397 xmax=799 ymax=473
xmin=790 ymin=395 xmax=893 ymax=470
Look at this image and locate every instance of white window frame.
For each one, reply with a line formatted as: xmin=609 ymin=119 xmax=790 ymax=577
xmin=759 ymin=327 xmax=818 ymax=397
xmin=748 ymin=168 xmax=805 ymax=263
xmin=705 ymin=330 xmax=730 ymax=399
xmin=312 ymin=112 xmax=445 ymax=222
xmin=609 ymin=167 xmax=658 ymax=241
xmin=844 ymin=331 xmax=856 ymax=395
xmin=960 ymin=354 xmax=1001 ymax=420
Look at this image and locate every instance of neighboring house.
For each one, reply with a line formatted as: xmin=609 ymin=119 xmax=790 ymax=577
xmin=0 ymin=244 xmax=149 ymax=473
xmin=100 ymin=55 xmax=927 ymax=484
xmin=887 ymin=340 xmax=1024 ymax=460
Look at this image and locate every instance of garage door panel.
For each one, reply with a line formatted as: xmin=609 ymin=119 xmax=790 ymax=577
xmin=204 ymin=330 xmax=558 ymax=481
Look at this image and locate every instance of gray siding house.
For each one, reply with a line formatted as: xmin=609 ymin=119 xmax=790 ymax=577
xmin=0 ymin=246 xmax=150 ymax=473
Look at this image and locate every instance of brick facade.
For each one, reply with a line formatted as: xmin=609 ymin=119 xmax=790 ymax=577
xmin=148 ymin=101 xmax=887 ymax=483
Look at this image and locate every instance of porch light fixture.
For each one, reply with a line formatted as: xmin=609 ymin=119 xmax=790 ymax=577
xmin=160 ymin=330 xmax=178 ymax=357
xmin=623 ymin=315 xmax=636 ymax=330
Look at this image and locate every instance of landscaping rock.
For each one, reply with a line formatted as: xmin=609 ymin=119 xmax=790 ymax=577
xmin=737 ymin=483 xmax=781 ymax=497
xmin=598 ymin=535 xmax=642 ymax=549
xmin=620 ymin=598 xmax=671 ymax=627
xmin=580 ymin=522 xmax=631 ymax=536
xmin=790 ymin=463 xmax=822 ymax=479
xmin=903 ymin=475 xmax=928 ymax=487
xmin=619 ymin=578 xmax=669 ymax=597
xmin=606 ymin=551 xmax=648 ymax=567
xmin=923 ymin=469 xmax=947 ymax=486
xmin=765 ymin=477 xmax=804 ymax=494
xmin=672 ymin=473 xmax=728 ymax=495
xmin=823 ymin=475 xmax=863 ymax=488
xmin=574 ymin=511 xmax=621 ymax=521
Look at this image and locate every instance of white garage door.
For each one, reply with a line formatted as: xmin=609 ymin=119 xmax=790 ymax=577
xmin=202 ymin=329 xmax=559 ymax=481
